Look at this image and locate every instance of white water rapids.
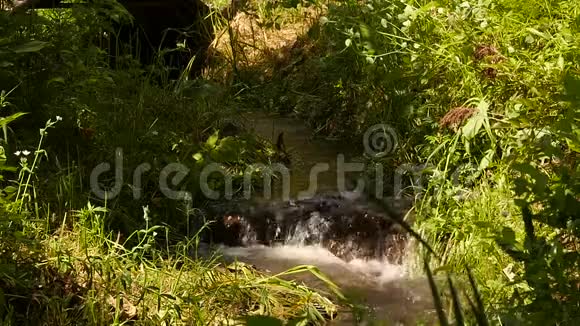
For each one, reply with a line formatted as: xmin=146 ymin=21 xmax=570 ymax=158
xmin=213 ymin=244 xmax=435 ymax=324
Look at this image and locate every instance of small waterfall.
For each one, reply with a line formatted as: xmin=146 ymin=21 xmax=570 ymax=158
xmin=207 ymin=193 xmax=409 ymax=263
xmin=284 ymin=211 xmax=332 ymax=245
xmin=198 ymin=113 xmax=434 ymax=324
xmin=206 ymin=205 xmax=432 ymax=325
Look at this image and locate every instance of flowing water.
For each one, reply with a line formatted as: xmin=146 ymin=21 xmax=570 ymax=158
xmin=241 ymin=111 xmax=363 ymax=199
xmin=207 ymin=112 xmax=435 ymax=324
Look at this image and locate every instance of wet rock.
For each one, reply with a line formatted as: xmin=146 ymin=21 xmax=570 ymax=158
xmin=204 ymin=193 xmax=409 ymax=263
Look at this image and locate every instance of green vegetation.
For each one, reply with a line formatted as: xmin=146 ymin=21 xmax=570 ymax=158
xmin=216 ymin=0 xmax=579 ymax=323
xmin=1 ymin=0 xmax=579 ymax=324
xmin=0 ymin=1 xmax=343 ymax=324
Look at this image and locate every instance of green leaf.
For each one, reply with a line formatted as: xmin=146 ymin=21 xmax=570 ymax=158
xmin=6 ymin=40 xmax=49 ymax=54
xmin=566 ymin=137 xmax=580 ymax=153
xmin=563 ymin=73 xmax=580 ymax=103
xmin=557 ymin=55 xmax=565 ymax=71
xmin=193 ymin=152 xmax=203 ymax=161
xmin=526 ymin=27 xmax=549 ymax=40
xmin=210 ymin=137 xmax=241 ymax=162
xmin=479 ymin=149 xmax=494 ymax=171
xmin=0 ymin=166 xmax=17 ymax=172
xmin=524 ymin=35 xmax=535 ymax=44
xmin=3 ymin=186 xmax=17 ymax=194
xmin=205 ymin=130 xmax=219 ymax=149
xmin=461 ymin=100 xmax=488 ymax=140
xmin=0 ymin=112 xmax=28 ymax=128
xmin=499 ymin=227 xmax=516 ymax=245
xmin=48 ymin=77 xmax=65 ymax=85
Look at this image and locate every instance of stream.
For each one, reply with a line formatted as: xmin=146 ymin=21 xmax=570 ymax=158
xmin=207 ymin=112 xmax=435 ymax=324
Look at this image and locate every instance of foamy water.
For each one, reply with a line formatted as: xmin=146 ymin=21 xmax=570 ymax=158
xmin=211 ymin=244 xmax=434 ymax=324
xmin=216 ymin=244 xmax=405 ymax=283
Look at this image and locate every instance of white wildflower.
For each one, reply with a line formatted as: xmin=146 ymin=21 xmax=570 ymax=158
xmin=14 ymin=151 xmax=21 ymax=156
xmin=22 ymin=150 xmax=30 ymax=156
xmin=56 ymin=116 xmax=62 ymax=121
xmin=143 ymin=205 xmax=150 ymax=222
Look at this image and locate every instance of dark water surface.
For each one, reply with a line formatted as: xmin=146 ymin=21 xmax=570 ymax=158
xmin=241 ymin=111 xmax=363 ymax=199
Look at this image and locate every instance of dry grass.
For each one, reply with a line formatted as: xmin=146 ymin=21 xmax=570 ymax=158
xmin=439 ymin=106 xmax=478 ymax=132
xmin=32 ymin=220 xmax=341 ymax=325
xmin=206 ymin=3 xmax=323 ymax=81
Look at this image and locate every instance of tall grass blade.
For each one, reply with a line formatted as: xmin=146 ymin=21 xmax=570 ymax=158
xmin=424 ymin=257 xmax=449 ymax=326
xmin=466 ymin=266 xmax=489 ymax=326
xmin=447 ymin=275 xmax=465 ymax=325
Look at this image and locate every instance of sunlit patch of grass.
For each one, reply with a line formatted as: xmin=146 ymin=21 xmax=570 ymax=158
xmin=0 ymin=202 xmax=342 ymax=325
xmin=204 ymin=0 xmax=324 ymax=82
xmin=412 ymin=175 xmax=528 ymax=310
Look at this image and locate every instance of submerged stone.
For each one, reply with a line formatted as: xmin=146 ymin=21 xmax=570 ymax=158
xmin=204 ymin=193 xmax=409 ymax=263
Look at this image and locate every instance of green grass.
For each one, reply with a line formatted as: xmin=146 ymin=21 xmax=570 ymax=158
xmin=413 ymin=174 xmax=527 ymax=311
xmin=1 ymin=0 xmax=579 ymax=324
xmin=0 ymin=201 xmax=341 ymax=325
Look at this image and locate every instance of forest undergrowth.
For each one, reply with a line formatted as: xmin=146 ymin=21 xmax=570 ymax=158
xmin=0 ymin=0 xmax=578 ymax=324
xmin=0 ymin=1 xmax=346 ymax=324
